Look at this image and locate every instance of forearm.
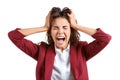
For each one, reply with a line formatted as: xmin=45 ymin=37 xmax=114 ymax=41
xmin=75 ymin=25 xmax=97 ymax=35
xmin=68 ymin=12 xmax=97 ymax=35
xmin=18 ymin=26 xmax=48 ymax=36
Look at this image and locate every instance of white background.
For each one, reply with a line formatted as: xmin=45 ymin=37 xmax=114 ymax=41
xmin=0 ymin=0 xmax=120 ymax=80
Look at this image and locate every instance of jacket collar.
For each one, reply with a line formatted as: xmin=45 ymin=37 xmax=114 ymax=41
xmin=44 ymin=45 xmax=55 ymax=80
xmin=70 ymin=44 xmax=78 ymax=80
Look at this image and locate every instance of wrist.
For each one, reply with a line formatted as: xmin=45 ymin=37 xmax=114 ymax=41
xmin=42 ymin=26 xmax=49 ymax=31
xmin=72 ymin=24 xmax=79 ymax=30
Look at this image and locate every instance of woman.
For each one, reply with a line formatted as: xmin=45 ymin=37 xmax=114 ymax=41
xmin=8 ymin=7 xmax=111 ymax=80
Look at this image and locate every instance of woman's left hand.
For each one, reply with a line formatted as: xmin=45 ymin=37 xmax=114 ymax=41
xmin=67 ymin=11 xmax=78 ymax=30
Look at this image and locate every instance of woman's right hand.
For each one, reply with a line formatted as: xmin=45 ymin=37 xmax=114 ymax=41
xmin=44 ymin=11 xmax=51 ymax=31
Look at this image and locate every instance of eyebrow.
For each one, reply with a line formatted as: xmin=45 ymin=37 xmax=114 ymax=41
xmin=52 ymin=25 xmax=69 ymax=28
xmin=52 ymin=26 xmax=59 ymax=28
xmin=63 ymin=25 xmax=68 ymax=27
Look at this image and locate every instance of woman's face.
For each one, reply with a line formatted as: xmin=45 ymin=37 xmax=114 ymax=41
xmin=51 ymin=17 xmax=71 ymax=51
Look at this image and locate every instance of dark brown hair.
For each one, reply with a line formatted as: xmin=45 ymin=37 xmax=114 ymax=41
xmin=47 ymin=7 xmax=80 ymax=45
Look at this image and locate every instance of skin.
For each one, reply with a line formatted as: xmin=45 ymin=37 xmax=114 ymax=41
xmin=51 ymin=17 xmax=71 ymax=51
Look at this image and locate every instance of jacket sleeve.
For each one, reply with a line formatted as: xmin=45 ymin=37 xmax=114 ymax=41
xmin=8 ymin=28 xmax=39 ymax=60
xmin=81 ymin=28 xmax=112 ymax=61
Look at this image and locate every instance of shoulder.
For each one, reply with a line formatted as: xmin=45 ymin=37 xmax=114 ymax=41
xmin=38 ymin=42 xmax=48 ymax=47
xmin=38 ymin=41 xmax=53 ymax=49
xmin=77 ymin=41 xmax=88 ymax=47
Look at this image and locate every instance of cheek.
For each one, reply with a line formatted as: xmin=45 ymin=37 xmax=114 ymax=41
xmin=67 ymin=33 xmax=71 ymax=40
xmin=51 ymin=30 xmax=56 ymax=40
xmin=66 ymin=30 xmax=71 ymax=38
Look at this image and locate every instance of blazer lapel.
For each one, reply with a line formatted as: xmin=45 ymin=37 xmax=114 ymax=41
xmin=70 ymin=45 xmax=78 ymax=80
xmin=44 ymin=45 xmax=55 ymax=80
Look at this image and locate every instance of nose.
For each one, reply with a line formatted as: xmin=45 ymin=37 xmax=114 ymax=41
xmin=58 ymin=28 xmax=63 ymax=34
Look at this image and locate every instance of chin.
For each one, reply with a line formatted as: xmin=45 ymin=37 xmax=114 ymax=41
xmin=57 ymin=44 xmax=67 ymax=49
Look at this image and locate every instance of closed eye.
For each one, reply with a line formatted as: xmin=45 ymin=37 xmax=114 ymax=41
xmin=52 ymin=26 xmax=59 ymax=30
xmin=63 ymin=26 xmax=68 ymax=29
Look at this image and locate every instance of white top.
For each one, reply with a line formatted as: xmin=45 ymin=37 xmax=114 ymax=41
xmin=51 ymin=44 xmax=74 ymax=80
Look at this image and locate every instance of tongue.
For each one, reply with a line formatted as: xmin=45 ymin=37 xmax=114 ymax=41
xmin=57 ymin=39 xmax=64 ymax=45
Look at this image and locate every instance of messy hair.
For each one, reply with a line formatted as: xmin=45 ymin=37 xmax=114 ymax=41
xmin=47 ymin=7 xmax=80 ymax=45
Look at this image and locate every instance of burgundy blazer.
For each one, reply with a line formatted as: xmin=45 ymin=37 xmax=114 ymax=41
xmin=8 ymin=28 xmax=111 ymax=80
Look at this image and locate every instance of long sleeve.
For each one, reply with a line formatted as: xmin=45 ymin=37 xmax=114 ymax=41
xmin=81 ymin=28 xmax=112 ymax=61
xmin=8 ymin=28 xmax=39 ymax=60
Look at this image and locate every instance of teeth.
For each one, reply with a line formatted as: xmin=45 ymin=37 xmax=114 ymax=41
xmin=57 ymin=36 xmax=65 ymax=38
xmin=56 ymin=37 xmax=65 ymax=41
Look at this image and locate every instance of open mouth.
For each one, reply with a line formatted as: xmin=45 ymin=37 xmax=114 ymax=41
xmin=55 ymin=36 xmax=66 ymax=45
xmin=56 ymin=37 xmax=65 ymax=41
xmin=56 ymin=36 xmax=66 ymax=44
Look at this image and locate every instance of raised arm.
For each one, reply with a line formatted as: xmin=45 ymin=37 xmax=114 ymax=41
xmin=68 ymin=10 xmax=111 ymax=60
xmin=8 ymin=11 xmax=51 ymax=60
